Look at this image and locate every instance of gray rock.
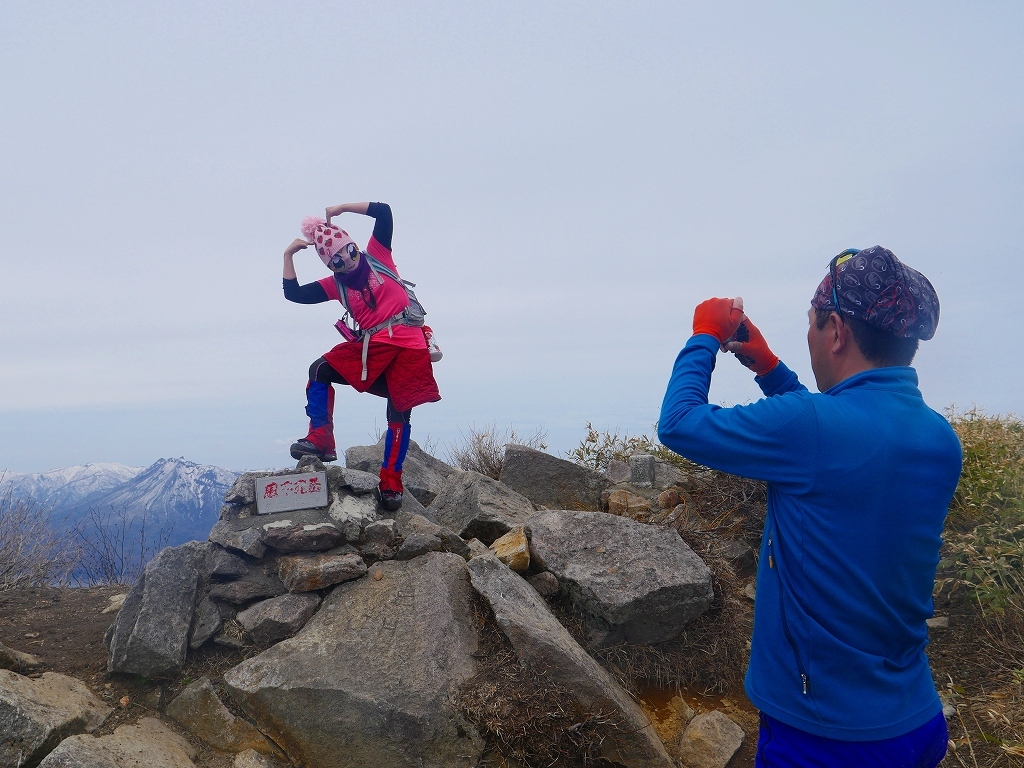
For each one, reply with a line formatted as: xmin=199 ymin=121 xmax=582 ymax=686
xmin=465 ymin=538 xmax=490 ymax=559
xmin=396 ymin=533 xmax=445 ymax=560
xmin=605 ymin=458 xmax=630 ymax=483
xmin=527 ymin=571 xmax=560 ymax=598
xmin=261 ymin=519 xmax=343 ymax=554
xmin=219 ymin=503 xmax=256 ymax=521
xmin=209 ymin=547 xmax=250 ymax=580
xmin=719 ymin=539 xmax=756 ymax=577
xmin=327 ymin=492 xmax=379 ymax=541
xmin=296 ymin=455 xmax=327 ymax=473
xmin=676 ymin=710 xmax=744 ymax=768
xmin=326 ymin=464 xmax=380 ymax=495
xmin=189 ymin=597 xmax=223 ymax=650
xmin=527 ymin=510 xmax=714 ymax=646
xmin=223 ymin=553 xmax=484 ymax=768
xmin=37 ymin=716 xmax=197 ymax=768
xmin=107 ymin=542 xmax=209 ymax=677
xmin=653 ymin=459 xmax=687 ymax=489
xmin=166 ymin=677 xmax=282 ymax=756
xmin=345 ymin=437 xmax=456 ymax=506
xmin=629 ymin=454 xmax=656 ymax=487
xmin=0 ymin=640 xmax=42 ymax=674
xmin=209 ymin=521 xmax=267 ymax=559
xmin=499 ymin=445 xmax=610 ymax=511
xmin=237 ymin=593 xmax=322 ymax=644
xmin=430 ymin=471 xmax=535 ymax=545
xmin=208 ymin=564 xmax=286 ymax=605
xmin=395 ymin=513 xmax=469 ymax=558
xmin=363 ymin=519 xmax=396 ymax=545
xmin=927 ymin=616 xmax=950 ymax=630
xmin=234 ymin=749 xmax=289 ymax=768
xmin=0 ymin=670 xmax=111 ymax=768
xmin=277 ymin=552 xmax=367 ymax=592
xmin=467 ymin=555 xmax=675 ymax=768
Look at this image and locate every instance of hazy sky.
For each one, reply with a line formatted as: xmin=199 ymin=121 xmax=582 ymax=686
xmin=2 ymin=2 xmax=1022 ymax=473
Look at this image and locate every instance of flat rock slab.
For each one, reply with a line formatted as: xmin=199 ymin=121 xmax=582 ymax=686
xmin=345 ymin=438 xmax=456 ymax=506
xmin=167 ymin=677 xmax=282 ymax=756
xmin=278 ymin=552 xmax=367 ymax=592
xmin=676 ymin=711 xmax=744 ymax=768
xmin=208 ymin=564 xmax=286 ymax=605
xmin=38 ymin=716 xmax=197 ymax=768
xmin=326 ymin=465 xmax=380 ymax=495
xmin=431 ymin=471 xmax=535 ymax=545
xmin=237 ymin=593 xmax=322 ymax=644
xmin=106 ymin=542 xmax=208 ymax=677
xmin=499 ymin=445 xmax=610 ymax=510
xmin=467 ymin=555 xmax=675 ymax=768
xmin=0 ymin=670 xmax=111 ymax=768
xmin=527 ymin=510 xmax=713 ymax=646
xmin=223 ymin=553 xmax=483 ymax=768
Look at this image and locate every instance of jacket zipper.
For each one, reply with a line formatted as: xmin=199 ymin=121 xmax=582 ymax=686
xmin=768 ymin=528 xmax=811 ymax=695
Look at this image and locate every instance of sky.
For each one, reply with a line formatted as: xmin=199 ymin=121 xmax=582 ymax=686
xmin=1 ymin=1 xmax=1022 ymax=474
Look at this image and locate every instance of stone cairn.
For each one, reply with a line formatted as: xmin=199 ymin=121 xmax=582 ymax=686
xmin=2 ymin=439 xmax=747 ymax=768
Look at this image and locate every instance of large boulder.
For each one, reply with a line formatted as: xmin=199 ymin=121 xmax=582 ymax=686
xmin=37 ymin=717 xmax=197 ymax=768
xmin=166 ymin=677 xmax=282 ymax=756
xmin=499 ymin=445 xmax=610 ymax=510
xmin=527 ymin=510 xmax=714 ymax=646
xmin=106 ymin=542 xmax=209 ymax=677
xmin=430 ymin=471 xmax=535 ymax=544
xmin=345 ymin=437 xmax=456 ymax=506
xmin=467 ymin=555 xmax=675 ymax=768
xmin=223 ymin=553 xmax=483 ymax=768
xmin=0 ymin=670 xmax=111 ymax=768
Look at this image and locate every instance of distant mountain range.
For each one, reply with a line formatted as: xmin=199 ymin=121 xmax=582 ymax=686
xmin=1 ymin=458 xmax=239 ymax=546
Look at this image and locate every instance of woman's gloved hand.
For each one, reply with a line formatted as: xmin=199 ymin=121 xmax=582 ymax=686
xmin=723 ymin=315 xmax=780 ymax=376
xmin=692 ymin=297 xmax=745 ymax=343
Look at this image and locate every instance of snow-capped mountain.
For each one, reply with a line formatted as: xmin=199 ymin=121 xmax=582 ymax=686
xmin=3 ymin=458 xmax=239 ymax=546
xmin=1 ymin=463 xmax=144 ymax=511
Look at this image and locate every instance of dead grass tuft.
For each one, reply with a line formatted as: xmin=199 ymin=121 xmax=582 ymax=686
xmin=457 ymin=594 xmax=628 ymax=766
xmin=447 ymin=423 xmax=548 ymax=480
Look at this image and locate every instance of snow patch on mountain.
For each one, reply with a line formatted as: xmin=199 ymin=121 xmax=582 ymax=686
xmin=1 ymin=463 xmax=144 ymax=510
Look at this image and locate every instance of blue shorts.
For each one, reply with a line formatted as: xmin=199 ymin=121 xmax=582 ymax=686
xmin=755 ymin=711 xmax=948 ymax=768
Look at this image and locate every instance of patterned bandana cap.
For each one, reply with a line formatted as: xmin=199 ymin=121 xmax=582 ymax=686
xmin=300 ymin=216 xmax=359 ymax=268
xmin=811 ymin=245 xmax=940 ymax=340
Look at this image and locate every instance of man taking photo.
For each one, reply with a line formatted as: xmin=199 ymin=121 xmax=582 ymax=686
xmin=658 ymin=246 xmax=962 ymax=767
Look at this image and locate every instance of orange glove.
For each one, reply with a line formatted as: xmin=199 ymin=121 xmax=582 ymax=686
xmin=692 ymin=297 xmax=745 ymax=343
xmin=723 ymin=316 xmax=779 ymax=376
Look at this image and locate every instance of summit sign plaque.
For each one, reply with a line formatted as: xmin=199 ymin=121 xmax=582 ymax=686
xmin=255 ymin=472 xmax=329 ymax=515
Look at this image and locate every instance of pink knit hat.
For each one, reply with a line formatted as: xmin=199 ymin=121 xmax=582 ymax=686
xmin=301 ymin=216 xmax=359 ymax=267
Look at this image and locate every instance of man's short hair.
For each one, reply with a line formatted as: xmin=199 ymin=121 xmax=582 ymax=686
xmin=814 ymin=309 xmax=920 ymax=367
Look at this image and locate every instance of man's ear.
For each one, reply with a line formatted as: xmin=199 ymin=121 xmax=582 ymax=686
xmin=830 ymin=313 xmax=851 ymax=356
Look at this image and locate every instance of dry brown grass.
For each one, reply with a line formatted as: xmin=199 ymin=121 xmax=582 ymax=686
xmin=447 ymin=424 xmax=549 ymax=480
xmin=0 ymin=484 xmax=79 ymax=591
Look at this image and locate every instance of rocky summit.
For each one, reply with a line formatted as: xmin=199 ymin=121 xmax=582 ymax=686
xmin=8 ymin=442 xmax=752 ymax=767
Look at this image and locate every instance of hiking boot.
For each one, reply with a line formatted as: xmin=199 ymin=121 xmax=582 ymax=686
xmin=289 ymin=438 xmax=337 ymax=463
xmin=379 ymin=489 xmax=403 ymax=512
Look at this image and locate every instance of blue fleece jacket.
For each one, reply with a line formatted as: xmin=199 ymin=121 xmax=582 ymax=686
xmin=658 ymin=334 xmax=962 ymax=741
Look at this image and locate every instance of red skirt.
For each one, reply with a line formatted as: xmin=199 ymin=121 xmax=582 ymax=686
xmin=322 ymin=340 xmax=441 ymax=412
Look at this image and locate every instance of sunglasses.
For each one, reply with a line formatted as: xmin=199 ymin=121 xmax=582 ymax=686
xmin=829 ymin=248 xmax=862 ymax=315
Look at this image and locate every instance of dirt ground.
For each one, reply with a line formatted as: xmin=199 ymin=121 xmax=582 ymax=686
xmin=2 ymin=581 xmax=1021 ymax=767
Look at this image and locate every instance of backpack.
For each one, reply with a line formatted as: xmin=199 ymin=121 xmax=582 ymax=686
xmin=333 ymin=254 xmax=430 ymax=381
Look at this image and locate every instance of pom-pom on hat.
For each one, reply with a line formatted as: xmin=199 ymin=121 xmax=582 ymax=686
xmin=301 ymin=216 xmax=359 ymax=268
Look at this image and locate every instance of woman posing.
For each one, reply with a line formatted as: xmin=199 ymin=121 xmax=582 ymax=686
xmin=282 ymin=202 xmax=440 ymax=510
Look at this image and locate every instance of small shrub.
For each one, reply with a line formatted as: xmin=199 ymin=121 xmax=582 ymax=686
xmin=447 ymin=423 xmax=548 ymax=480
xmin=945 ymin=406 xmax=1024 ymax=531
xmin=568 ymin=422 xmax=658 ymax=472
xmin=0 ymin=484 xmax=79 ymax=591
xmin=72 ymin=505 xmax=175 ymax=586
